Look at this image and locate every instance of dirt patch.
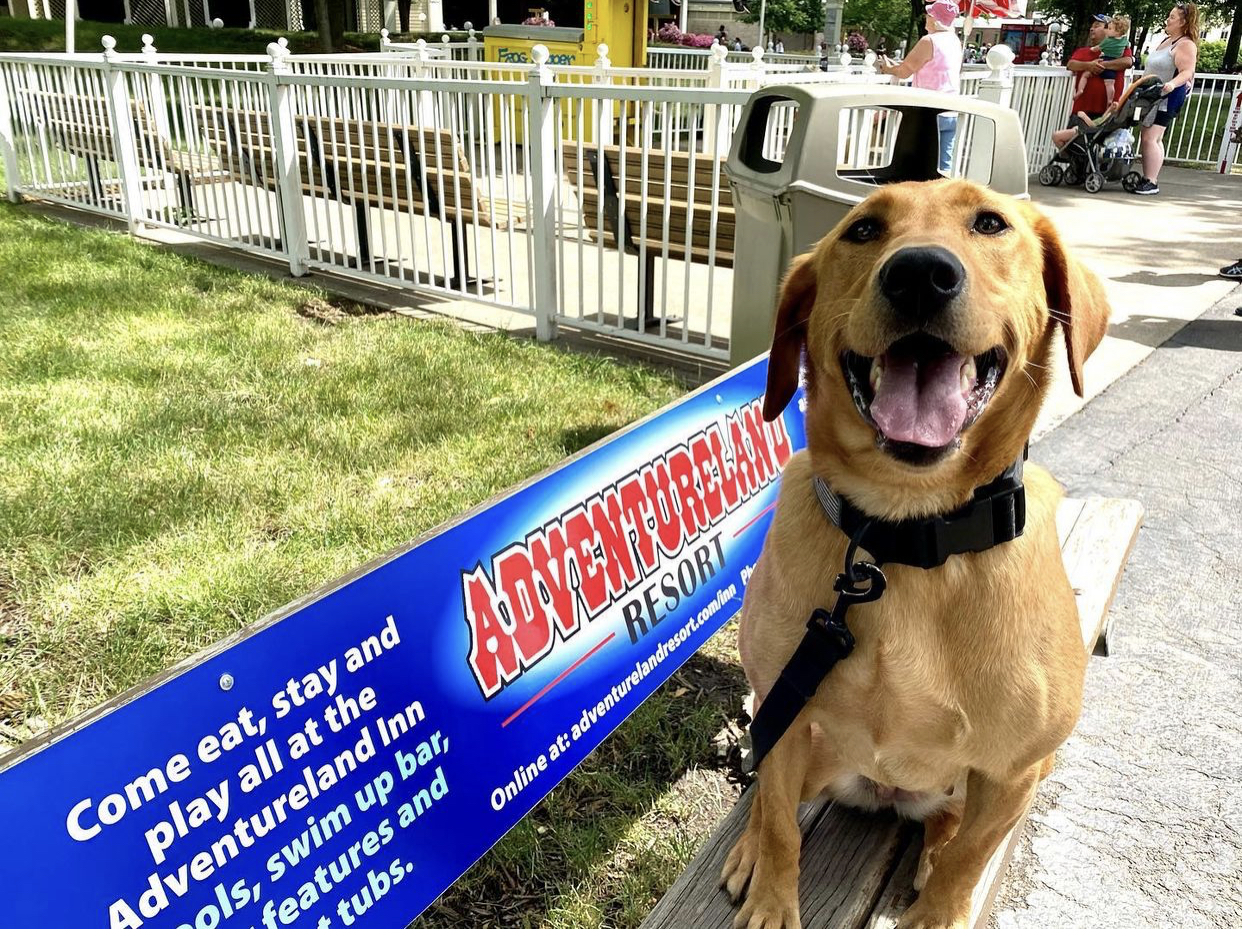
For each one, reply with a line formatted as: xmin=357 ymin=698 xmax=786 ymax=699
xmin=295 ymin=296 xmax=389 ymax=326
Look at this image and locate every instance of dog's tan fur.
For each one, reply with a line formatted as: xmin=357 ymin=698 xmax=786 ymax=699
xmin=721 ymin=179 xmax=1110 ymax=928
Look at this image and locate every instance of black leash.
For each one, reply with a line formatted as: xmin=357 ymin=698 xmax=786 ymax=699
xmin=744 ymin=454 xmax=1027 ymax=773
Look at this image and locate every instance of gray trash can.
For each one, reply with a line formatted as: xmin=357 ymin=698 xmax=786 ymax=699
xmin=726 ymin=84 xmax=1029 ymax=365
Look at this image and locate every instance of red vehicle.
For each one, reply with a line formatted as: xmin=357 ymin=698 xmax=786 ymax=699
xmin=998 ymin=22 xmax=1052 ymax=64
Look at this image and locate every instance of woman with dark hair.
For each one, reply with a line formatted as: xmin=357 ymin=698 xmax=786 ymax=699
xmin=1132 ymin=1 xmax=1200 ymax=195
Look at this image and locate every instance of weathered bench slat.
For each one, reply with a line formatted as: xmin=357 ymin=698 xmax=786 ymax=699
xmin=643 ymin=496 xmax=1142 ymax=929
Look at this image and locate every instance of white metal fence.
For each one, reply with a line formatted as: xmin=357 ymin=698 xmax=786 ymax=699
xmin=1163 ymin=73 xmax=1242 ymax=170
xmin=646 ymin=46 xmax=820 ymax=70
xmin=1 ymin=40 xmax=1236 ymax=367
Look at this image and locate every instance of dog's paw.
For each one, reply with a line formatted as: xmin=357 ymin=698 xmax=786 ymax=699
xmin=732 ymin=888 xmax=801 ymax=929
xmin=896 ymin=895 xmax=970 ymax=929
xmin=721 ymin=833 xmax=758 ymax=901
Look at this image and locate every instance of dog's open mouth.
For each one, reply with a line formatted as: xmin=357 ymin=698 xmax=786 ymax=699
xmin=842 ymin=333 xmax=1007 ymax=461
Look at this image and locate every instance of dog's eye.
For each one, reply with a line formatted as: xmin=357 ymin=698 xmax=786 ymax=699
xmin=844 ymin=217 xmax=884 ymax=243
xmin=972 ymin=211 xmax=1009 ymax=236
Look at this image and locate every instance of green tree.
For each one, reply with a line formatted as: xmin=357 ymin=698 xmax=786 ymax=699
xmin=740 ymin=0 xmax=827 ymax=41
xmin=1223 ymin=0 xmax=1241 ymax=69
xmin=844 ymin=0 xmax=917 ymax=45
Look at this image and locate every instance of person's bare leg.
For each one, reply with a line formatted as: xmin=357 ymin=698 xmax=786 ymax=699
xmin=1141 ymin=124 xmax=1166 ymax=181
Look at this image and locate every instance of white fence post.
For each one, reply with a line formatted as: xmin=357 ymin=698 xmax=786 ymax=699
xmin=594 ymin=43 xmax=613 ymax=145
xmin=101 ymin=36 xmax=146 ymax=232
xmin=141 ymin=34 xmax=173 ymax=142
xmin=379 ymin=27 xmax=391 ymax=51
xmin=704 ymin=42 xmax=727 ymax=156
xmin=970 ymin=45 xmax=1015 ymax=177
xmin=265 ymin=41 xmax=309 ymax=276
xmin=467 ymin=27 xmax=481 ymax=62
xmin=1217 ymin=85 xmax=1242 ymax=174
xmin=0 ymin=64 xmax=20 ymax=202
xmin=525 ymin=45 xmax=558 ymax=341
xmin=976 ymin=44 xmax=1014 ymax=108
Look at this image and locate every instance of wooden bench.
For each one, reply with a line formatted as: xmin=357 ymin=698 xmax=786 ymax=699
xmin=193 ymin=104 xmax=520 ymax=286
xmin=562 ymin=143 xmax=735 ymax=326
xmin=17 ymin=88 xmax=218 ymax=218
xmin=642 ymin=496 xmax=1143 ymax=929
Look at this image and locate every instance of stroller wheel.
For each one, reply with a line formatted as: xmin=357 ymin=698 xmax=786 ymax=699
xmin=1122 ymin=170 xmax=1143 ymax=192
xmin=1084 ymin=172 xmax=1105 ymax=194
xmin=1039 ymin=164 xmax=1064 ymax=186
xmin=1064 ymin=163 xmax=1083 ymax=186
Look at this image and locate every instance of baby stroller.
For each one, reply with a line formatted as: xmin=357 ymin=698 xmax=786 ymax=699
xmin=1038 ymin=74 xmax=1164 ymax=194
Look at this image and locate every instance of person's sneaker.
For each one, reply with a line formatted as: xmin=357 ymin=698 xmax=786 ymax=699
xmin=1132 ymin=178 xmax=1160 ymax=195
xmin=1220 ymin=259 xmax=1242 ymax=280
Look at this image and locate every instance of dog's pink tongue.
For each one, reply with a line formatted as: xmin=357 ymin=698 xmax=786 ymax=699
xmin=870 ymin=351 xmax=969 ymax=448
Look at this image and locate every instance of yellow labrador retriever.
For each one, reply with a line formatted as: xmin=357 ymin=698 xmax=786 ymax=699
xmin=721 ymin=179 xmax=1110 ymax=928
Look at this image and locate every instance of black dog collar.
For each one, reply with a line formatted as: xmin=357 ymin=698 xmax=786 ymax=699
xmin=812 ymin=453 xmax=1026 ymax=569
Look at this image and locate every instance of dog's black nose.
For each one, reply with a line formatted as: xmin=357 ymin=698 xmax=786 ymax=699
xmin=877 ymin=246 xmax=966 ymax=325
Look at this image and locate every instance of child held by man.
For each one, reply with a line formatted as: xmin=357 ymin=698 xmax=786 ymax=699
xmin=1075 ymin=15 xmax=1130 ymax=109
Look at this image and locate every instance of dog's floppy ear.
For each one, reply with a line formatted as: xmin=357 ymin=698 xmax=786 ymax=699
xmin=1029 ymin=208 xmax=1111 ymax=397
xmin=763 ymin=252 xmax=818 ymax=421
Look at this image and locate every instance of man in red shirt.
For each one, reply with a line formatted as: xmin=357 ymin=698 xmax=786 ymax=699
xmin=1051 ymin=15 xmax=1135 ymax=148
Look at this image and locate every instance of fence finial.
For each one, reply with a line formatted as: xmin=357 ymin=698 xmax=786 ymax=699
xmin=267 ymin=40 xmax=290 ymax=71
xmin=531 ymin=44 xmax=550 ymax=67
xmin=442 ymin=34 xmax=450 ymax=44
xmin=595 ymin=43 xmax=610 ymax=68
xmin=839 ymin=52 xmax=851 ymax=67
xmin=380 ymin=27 xmax=389 ymax=48
xmin=101 ymin=35 xmax=118 ymax=61
xmin=141 ymin=33 xmax=156 ymax=56
xmin=751 ymin=46 xmax=765 ymax=65
xmin=986 ymin=42 xmax=1015 ymax=79
xmin=709 ymin=41 xmax=728 ymax=65
xmin=278 ymin=36 xmax=289 ymax=49
xmin=863 ymin=50 xmax=876 ymax=67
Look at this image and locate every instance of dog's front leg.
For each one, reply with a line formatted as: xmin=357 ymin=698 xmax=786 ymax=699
xmin=898 ymin=764 xmax=1040 ymax=928
xmin=721 ymin=714 xmax=811 ymax=928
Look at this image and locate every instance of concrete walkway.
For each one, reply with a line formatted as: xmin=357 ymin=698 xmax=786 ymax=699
xmin=1026 ymin=166 xmax=1242 ymax=439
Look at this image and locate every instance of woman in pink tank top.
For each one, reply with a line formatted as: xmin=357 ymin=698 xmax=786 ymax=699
xmin=877 ymin=0 xmax=964 ymax=172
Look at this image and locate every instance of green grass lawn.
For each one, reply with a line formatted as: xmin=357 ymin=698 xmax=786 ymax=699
xmin=0 ymin=199 xmax=751 ymax=925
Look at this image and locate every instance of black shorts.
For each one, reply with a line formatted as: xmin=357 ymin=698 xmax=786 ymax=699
xmin=1153 ymin=110 xmax=1177 ymax=127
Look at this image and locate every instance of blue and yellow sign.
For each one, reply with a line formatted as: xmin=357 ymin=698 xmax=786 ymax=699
xmin=0 ymin=356 xmax=805 ymax=928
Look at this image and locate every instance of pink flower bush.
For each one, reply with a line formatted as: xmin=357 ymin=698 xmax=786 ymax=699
xmin=522 ymin=14 xmax=554 ymax=25
xmin=654 ymin=23 xmax=716 ymax=48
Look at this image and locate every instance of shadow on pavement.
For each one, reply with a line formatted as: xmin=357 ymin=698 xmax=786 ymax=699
xmin=1110 ymin=313 xmax=1242 ymax=351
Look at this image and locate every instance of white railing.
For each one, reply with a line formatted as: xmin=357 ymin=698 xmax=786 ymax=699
xmin=1163 ymin=72 xmax=1242 ymax=170
xmin=646 ymin=46 xmax=821 ymax=70
xmin=380 ymin=29 xmax=482 ymax=63
xmin=1008 ymin=66 xmax=1076 ymax=170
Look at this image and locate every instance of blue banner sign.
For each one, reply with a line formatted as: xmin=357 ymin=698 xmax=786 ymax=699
xmin=0 ymin=355 xmax=806 ymax=928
